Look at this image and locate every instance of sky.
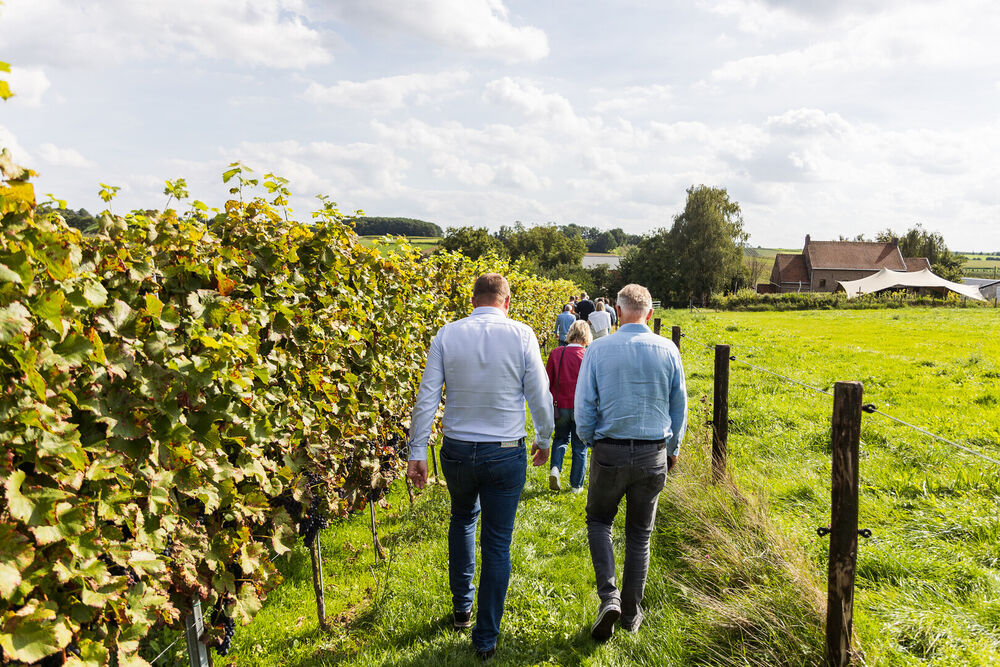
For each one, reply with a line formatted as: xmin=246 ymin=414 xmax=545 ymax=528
xmin=1 ymin=0 xmax=999 ymax=250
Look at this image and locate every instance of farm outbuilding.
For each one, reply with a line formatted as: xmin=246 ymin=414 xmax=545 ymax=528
xmin=962 ymin=277 xmax=1000 ymax=300
xmin=765 ymin=235 xmax=931 ymax=293
xmin=838 ymin=268 xmax=986 ymax=300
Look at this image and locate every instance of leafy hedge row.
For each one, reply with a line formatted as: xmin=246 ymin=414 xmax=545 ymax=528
xmin=0 ymin=156 xmax=575 ymax=666
xmin=713 ymin=288 xmax=991 ymax=311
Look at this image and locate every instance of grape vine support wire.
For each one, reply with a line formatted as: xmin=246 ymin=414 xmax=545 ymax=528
xmin=149 ymin=635 xmax=183 ymax=665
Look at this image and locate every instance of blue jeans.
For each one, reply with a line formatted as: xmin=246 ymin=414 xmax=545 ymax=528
xmin=440 ymin=437 xmax=527 ymax=652
xmin=550 ymin=408 xmax=588 ymax=489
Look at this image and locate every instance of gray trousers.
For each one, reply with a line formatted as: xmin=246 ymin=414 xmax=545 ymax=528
xmin=585 ymin=441 xmax=668 ymax=621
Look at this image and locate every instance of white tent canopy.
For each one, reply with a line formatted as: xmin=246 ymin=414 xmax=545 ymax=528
xmin=838 ymin=268 xmax=985 ymax=301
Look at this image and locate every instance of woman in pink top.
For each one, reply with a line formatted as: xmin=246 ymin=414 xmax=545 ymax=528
xmin=546 ymin=320 xmax=592 ymax=492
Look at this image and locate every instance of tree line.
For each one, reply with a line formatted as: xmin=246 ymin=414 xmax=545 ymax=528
xmin=438 ymin=185 xmax=969 ymax=306
xmin=352 ymin=217 xmax=443 ymax=237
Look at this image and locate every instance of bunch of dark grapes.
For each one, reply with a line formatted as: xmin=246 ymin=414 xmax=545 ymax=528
xmin=210 ymin=600 xmax=236 ymax=656
xmin=300 ymin=470 xmax=329 ymax=547
xmin=161 ymin=535 xmax=175 ymax=560
xmin=98 ymin=553 xmax=139 ymax=586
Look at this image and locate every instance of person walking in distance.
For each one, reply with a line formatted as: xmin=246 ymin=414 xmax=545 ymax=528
xmin=406 ymin=273 xmax=554 ymax=660
xmin=574 ymin=283 xmax=687 ymax=640
xmin=575 ymin=292 xmax=595 ymax=321
xmin=546 ymin=320 xmax=592 ymax=493
xmin=588 ymin=301 xmax=612 ymax=339
xmin=554 ymin=304 xmax=577 ymax=346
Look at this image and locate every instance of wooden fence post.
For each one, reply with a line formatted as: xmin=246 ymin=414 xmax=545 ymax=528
xmin=671 ymin=325 xmax=681 ymax=350
xmin=310 ymin=535 xmax=329 ymax=630
xmin=653 ymin=317 xmax=662 ymax=335
xmin=712 ymin=345 xmax=730 ymax=482
xmin=184 ymin=597 xmax=212 ymax=667
xmin=826 ymin=381 xmax=863 ymax=667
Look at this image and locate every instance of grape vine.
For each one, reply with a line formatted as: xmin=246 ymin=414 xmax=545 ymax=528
xmin=0 ymin=154 xmax=576 ymax=665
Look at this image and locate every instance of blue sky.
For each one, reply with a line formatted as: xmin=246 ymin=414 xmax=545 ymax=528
xmin=2 ymin=0 xmax=999 ymax=249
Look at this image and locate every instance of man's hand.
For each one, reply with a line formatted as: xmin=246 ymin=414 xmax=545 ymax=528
xmin=407 ymin=460 xmax=428 ymax=489
xmin=667 ymin=455 xmax=678 ymax=472
xmin=530 ymin=441 xmax=549 ymax=467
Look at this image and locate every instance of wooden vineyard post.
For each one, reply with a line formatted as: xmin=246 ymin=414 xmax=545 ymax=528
xmin=184 ymin=597 xmax=212 ymax=667
xmin=310 ymin=535 xmax=329 ymax=630
xmin=671 ymin=325 xmax=681 ymax=350
xmin=405 ymin=475 xmax=415 ymax=508
xmin=653 ymin=317 xmax=662 ymax=335
xmin=370 ymin=500 xmax=386 ymax=561
xmin=712 ymin=344 xmax=730 ymax=482
xmin=826 ymin=381 xmax=863 ymax=667
xmin=429 ymin=442 xmax=440 ymax=482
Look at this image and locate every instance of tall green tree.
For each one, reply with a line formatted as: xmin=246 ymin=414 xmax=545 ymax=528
xmin=505 ymin=224 xmax=587 ymax=270
xmin=875 ymin=224 xmax=963 ymax=281
xmin=621 ymin=185 xmax=747 ymax=304
xmin=439 ymin=226 xmax=507 ymax=259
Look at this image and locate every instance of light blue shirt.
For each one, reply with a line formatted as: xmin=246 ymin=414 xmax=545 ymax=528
xmin=408 ymin=306 xmax=555 ymax=462
xmin=555 ymin=311 xmax=576 ymax=341
xmin=574 ymin=322 xmax=687 ymax=456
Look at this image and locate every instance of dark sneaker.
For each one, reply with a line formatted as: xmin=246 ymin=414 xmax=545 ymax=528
xmin=475 ymin=646 xmax=496 ymax=661
xmin=591 ymin=601 xmax=621 ymax=641
xmin=621 ymin=606 xmax=644 ymax=633
xmin=453 ymin=609 xmax=472 ymax=630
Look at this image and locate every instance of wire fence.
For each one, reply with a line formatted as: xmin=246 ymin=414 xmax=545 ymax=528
xmin=679 ymin=332 xmax=999 ymax=467
xmin=677 ymin=321 xmax=1000 ymax=659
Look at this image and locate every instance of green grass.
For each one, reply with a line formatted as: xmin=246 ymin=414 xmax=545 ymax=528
xmin=161 ymin=308 xmax=1000 ymax=666
xmin=664 ymin=307 xmax=1000 ymax=665
xmin=359 ymin=235 xmax=441 ymax=252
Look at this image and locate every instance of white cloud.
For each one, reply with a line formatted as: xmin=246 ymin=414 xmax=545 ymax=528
xmin=337 ymin=0 xmax=549 ymax=63
xmin=6 ymin=67 xmax=51 ymax=107
xmin=707 ymin=2 xmax=1000 ymax=86
xmin=0 ymin=0 xmax=330 ymax=69
xmin=593 ymin=84 xmax=673 ymax=114
xmin=483 ymin=77 xmax=599 ymax=135
xmin=304 ymin=70 xmax=470 ymax=110
xmin=38 ymin=143 xmax=97 ymax=169
xmin=0 ymin=126 xmax=31 ymax=164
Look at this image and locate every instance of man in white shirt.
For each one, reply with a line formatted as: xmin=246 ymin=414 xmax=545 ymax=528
xmin=407 ymin=273 xmax=553 ymax=661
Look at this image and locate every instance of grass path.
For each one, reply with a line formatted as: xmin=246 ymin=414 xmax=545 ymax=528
xmin=209 ymin=417 xmax=825 ymax=665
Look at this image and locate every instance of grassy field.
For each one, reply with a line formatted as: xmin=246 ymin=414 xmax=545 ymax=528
xmin=359 ymin=235 xmax=442 ymax=252
xmin=154 ymin=308 xmax=1000 ymax=666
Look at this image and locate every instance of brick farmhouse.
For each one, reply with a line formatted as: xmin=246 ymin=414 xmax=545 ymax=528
xmin=763 ymin=235 xmax=931 ymax=293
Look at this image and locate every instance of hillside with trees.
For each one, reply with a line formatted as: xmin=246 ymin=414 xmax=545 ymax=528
xmin=352 ymin=217 xmax=443 ymax=237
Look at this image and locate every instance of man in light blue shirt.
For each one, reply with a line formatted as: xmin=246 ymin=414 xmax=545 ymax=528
xmin=407 ymin=273 xmax=553 ymax=660
xmin=574 ymin=283 xmax=687 ymax=641
xmin=554 ymin=304 xmax=576 ymax=345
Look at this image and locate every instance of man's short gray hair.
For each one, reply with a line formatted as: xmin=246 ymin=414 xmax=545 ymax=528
xmin=616 ymin=284 xmax=653 ymax=316
xmin=562 ymin=304 xmax=572 ymax=312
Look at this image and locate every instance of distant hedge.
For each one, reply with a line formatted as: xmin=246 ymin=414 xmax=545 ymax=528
xmin=712 ymin=289 xmax=993 ymax=311
xmin=353 ymin=217 xmax=442 ymax=238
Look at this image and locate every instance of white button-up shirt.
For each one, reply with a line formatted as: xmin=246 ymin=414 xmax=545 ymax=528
xmin=407 ymin=306 xmax=555 ymax=462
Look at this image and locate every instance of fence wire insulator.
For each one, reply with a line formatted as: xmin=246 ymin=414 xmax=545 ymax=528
xmin=816 ymin=526 xmax=831 ymax=537
xmin=858 ymin=529 xmax=872 ymax=539
xmin=729 ymin=355 xmax=736 ymax=361
xmin=861 ymin=403 xmax=877 ymax=413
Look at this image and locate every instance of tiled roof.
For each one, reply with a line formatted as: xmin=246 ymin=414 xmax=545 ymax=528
xmin=805 ymin=241 xmax=906 ymax=270
xmin=903 ymin=257 xmax=931 ymax=272
xmin=771 ymin=253 xmax=809 ymax=284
